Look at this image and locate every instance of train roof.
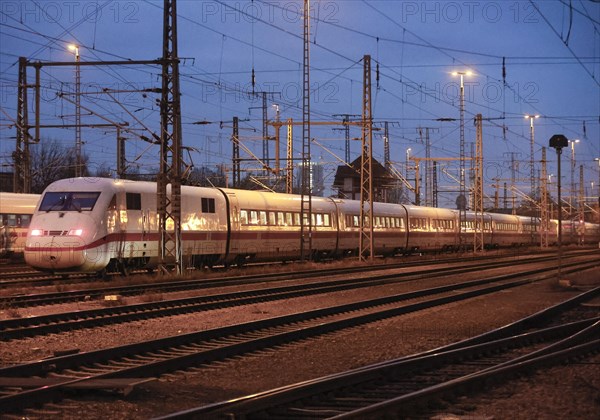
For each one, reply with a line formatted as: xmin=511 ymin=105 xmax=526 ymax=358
xmin=0 ymin=192 xmax=41 ymax=213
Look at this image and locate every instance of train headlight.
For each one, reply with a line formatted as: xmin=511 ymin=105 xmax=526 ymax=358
xmin=30 ymin=229 xmax=42 ymax=236
xmin=68 ymin=229 xmax=83 ymax=236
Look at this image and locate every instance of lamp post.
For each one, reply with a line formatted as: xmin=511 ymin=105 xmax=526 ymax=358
xmin=452 ymin=70 xmax=473 ymax=246
xmin=549 ymin=134 xmax=568 ymax=282
xmin=68 ymin=44 xmax=82 ymax=177
xmin=525 ymin=114 xmax=540 ymax=242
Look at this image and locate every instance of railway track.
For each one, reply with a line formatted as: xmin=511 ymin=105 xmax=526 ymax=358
xmin=0 ymin=265 xmax=598 ymax=415
xmin=0 ymin=247 xmax=589 ymax=290
xmin=2 ymin=249 xmax=597 ymax=308
xmin=1 ymin=255 xmax=597 ymax=340
xmin=155 ymin=291 xmax=600 ymax=420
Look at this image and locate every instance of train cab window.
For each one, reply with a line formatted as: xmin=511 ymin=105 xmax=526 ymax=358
xmin=39 ymin=192 xmax=100 ymax=212
xmin=126 ymin=193 xmax=142 ymax=210
xmin=7 ymin=214 xmax=16 ymax=226
xmin=201 ymin=197 xmax=215 ymax=214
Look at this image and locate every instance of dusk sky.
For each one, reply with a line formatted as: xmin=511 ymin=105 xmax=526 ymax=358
xmin=1 ymin=0 xmax=598 ymax=206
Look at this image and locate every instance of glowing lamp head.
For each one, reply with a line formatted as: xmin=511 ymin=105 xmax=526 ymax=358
xmin=68 ymin=229 xmax=83 ymax=236
xmin=30 ymin=229 xmax=42 ymax=236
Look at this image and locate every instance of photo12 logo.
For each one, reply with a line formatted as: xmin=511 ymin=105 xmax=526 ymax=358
xmin=399 ymin=1 xmax=539 ymax=24
xmin=0 ymin=1 xmax=140 ymax=24
xmin=402 ymin=80 xmax=539 ymax=105
xmin=200 ymin=1 xmax=339 ymax=24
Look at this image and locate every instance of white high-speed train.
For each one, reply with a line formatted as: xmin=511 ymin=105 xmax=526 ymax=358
xmin=0 ymin=192 xmax=40 ymax=258
xmin=23 ymin=178 xmax=600 ymax=275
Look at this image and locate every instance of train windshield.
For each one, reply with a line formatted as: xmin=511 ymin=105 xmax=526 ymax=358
xmin=39 ymin=192 xmax=101 ymax=212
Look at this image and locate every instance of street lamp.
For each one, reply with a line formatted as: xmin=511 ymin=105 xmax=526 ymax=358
xmin=525 ymin=114 xmax=540 ymax=242
xmin=452 ymin=70 xmax=473 ymax=245
xmin=68 ymin=44 xmax=82 ymax=177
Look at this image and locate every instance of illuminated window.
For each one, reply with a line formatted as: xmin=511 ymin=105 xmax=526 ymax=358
xmin=259 ymin=211 xmax=267 ymax=225
xmin=240 ymin=210 xmax=248 ymax=225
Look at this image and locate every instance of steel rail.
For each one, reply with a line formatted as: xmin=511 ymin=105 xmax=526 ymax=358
xmin=155 ymin=306 xmax=600 ymax=419
xmin=2 ymin=257 xmax=596 ymax=340
xmin=2 ymin=249 xmax=597 ymax=307
xmin=2 ymin=269 xmax=592 ymax=414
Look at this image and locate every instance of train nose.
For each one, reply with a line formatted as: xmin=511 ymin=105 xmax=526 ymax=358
xmin=24 ymin=214 xmax=103 ymax=272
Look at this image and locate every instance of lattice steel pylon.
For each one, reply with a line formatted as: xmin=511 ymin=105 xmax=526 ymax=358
xmin=157 ymin=0 xmax=183 ymax=274
xmin=473 ymin=114 xmax=484 ymax=252
xmin=540 ymin=147 xmax=549 ymax=247
xmin=359 ymin=55 xmax=374 ymax=263
xmin=13 ymin=57 xmax=31 ymax=193
xmin=300 ymin=0 xmax=312 ymax=261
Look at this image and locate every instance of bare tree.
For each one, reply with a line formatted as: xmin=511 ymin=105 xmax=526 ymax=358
xmin=30 ymin=139 xmax=89 ymax=193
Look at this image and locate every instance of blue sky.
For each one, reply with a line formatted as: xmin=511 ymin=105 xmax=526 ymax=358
xmin=1 ymin=0 xmax=598 ymax=206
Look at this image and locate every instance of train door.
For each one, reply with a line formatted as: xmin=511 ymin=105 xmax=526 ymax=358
xmin=111 ymin=193 xmax=127 ymax=266
xmin=218 ymin=190 xmax=238 ymax=265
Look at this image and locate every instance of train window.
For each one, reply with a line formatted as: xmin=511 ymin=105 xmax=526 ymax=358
xmin=324 ymin=214 xmax=330 ymax=227
xmin=258 ymin=211 xmax=267 ymax=225
xmin=286 ymin=212 xmax=293 ymax=226
xmin=201 ymin=197 xmax=216 ymax=214
xmin=20 ymin=215 xmax=30 ymax=228
xmin=240 ymin=210 xmax=248 ymax=225
xmin=277 ymin=212 xmax=285 ymax=226
xmin=249 ymin=210 xmax=259 ymax=225
xmin=126 ymin=193 xmax=142 ymax=210
xmin=7 ymin=214 xmax=16 ymax=226
xmin=410 ymin=217 xmax=427 ymax=230
xmin=293 ymin=213 xmax=300 ymax=226
xmin=268 ymin=212 xmax=276 ymax=226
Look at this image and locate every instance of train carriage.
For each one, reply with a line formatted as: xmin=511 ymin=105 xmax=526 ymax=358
xmin=221 ymin=188 xmax=338 ymax=263
xmin=337 ymin=200 xmax=409 ymax=257
xmin=0 ymin=192 xmax=40 ymax=258
xmin=23 ymin=177 xmax=600 ymax=275
xmin=404 ymin=205 xmax=459 ymax=252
